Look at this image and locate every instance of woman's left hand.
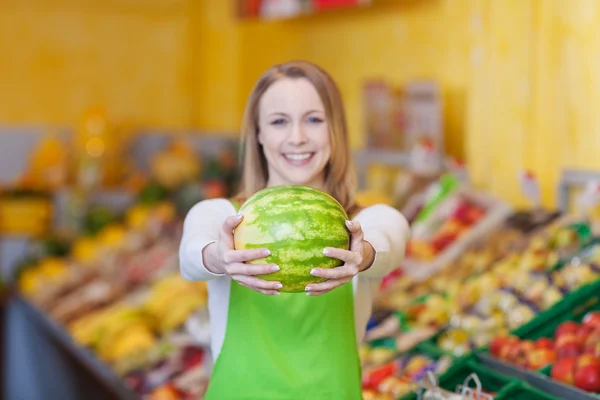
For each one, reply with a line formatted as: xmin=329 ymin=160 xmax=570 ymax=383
xmin=305 ymin=220 xmax=374 ymax=296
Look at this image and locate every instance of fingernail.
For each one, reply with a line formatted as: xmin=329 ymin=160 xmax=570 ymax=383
xmin=264 ymin=249 xmax=271 ymax=256
xmin=274 ymin=283 xmax=283 ymax=289
xmin=322 ymin=248 xmax=330 ymax=255
xmin=306 ymin=292 xmax=314 ymax=296
xmin=271 ymin=265 xmax=280 ymax=271
xmin=236 ymin=213 xmax=243 ymax=220
xmin=346 ymin=220 xmax=354 ymax=227
xmin=305 ymin=286 xmax=312 ymax=291
xmin=310 ymin=269 xmax=318 ymax=276
xmin=275 ymin=292 xmax=281 ymax=296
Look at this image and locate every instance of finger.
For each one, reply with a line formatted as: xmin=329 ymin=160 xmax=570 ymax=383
xmin=305 ymin=277 xmax=353 ymax=295
xmin=223 ymin=248 xmax=271 ymax=264
xmin=310 ymin=263 xmax=358 ymax=280
xmin=226 ymin=262 xmax=280 ymax=276
xmin=220 ymin=215 xmax=243 ymax=248
xmin=237 ymin=281 xmax=280 ymax=296
xmin=345 ymin=220 xmax=364 ymax=252
xmin=322 ymin=247 xmax=361 ymax=265
xmin=232 ymin=274 xmax=283 ymax=291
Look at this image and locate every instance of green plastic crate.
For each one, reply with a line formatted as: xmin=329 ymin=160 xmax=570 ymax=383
xmin=512 ymin=279 xmax=600 ymax=340
xmin=495 ymin=381 xmax=561 ymax=400
xmin=398 ymin=355 xmax=517 ymax=400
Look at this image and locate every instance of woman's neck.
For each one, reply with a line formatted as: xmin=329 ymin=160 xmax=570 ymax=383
xmin=266 ymin=177 xmax=327 ymax=192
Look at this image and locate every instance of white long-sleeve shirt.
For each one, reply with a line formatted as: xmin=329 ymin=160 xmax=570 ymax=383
xmin=179 ymin=198 xmax=410 ymax=362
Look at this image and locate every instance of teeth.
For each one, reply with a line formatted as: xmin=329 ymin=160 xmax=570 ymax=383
xmin=285 ymin=153 xmax=312 ymax=161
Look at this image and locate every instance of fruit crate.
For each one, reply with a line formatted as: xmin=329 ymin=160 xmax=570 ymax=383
xmin=476 ymin=352 xmax=600 ymax=400
xmin=401 ymin=187 xmax=514 ymax=282
xmin=549 ymin=236 xmax=600 ymax=273
xmin=361 ymin=341 xmax=457 ymax=399
xmin=400 ymin=354 xmax=517 ymax=400
xmin=474 ymin=279 xmax=600 ymax=400
xmin=512 ymin=279 xmax=600 ymax=340
xmin=538 ymin=366 xmax=600 ymax=399
xmin=494 ymin=381 xmax=561 ymax=400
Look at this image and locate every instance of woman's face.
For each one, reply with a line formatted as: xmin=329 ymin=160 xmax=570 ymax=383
xmin=257 ymin=77 xmax=331 ymax=190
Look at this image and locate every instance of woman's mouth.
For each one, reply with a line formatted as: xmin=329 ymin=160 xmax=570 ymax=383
xmin=282 ymin=152 xmax=315 ymax=166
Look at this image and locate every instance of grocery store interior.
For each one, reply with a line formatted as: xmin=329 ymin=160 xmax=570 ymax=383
xmin=2 ymin=0 xmax=600 ymax=399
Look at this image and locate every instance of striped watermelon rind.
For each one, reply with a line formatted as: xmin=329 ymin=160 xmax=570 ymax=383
xmin=233 ymin=185 xmax=350 ymax=293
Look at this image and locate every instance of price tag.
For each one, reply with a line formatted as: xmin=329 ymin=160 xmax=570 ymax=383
xmin=519 ymin=170 xmax=541 ymax=208
xmin=576 ymin=180 xmax=600 ymax=217
xmin=445 ymin=157 xmax=470 ymax=184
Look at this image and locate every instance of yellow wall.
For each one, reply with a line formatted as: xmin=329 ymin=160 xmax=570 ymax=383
xmin=466 ymin=0 xmax=600 ymax=207
xmin=0 ymin=0 xmax=470 ymax=156
xmin=4 ymin=0 xmax=600 ymax=207
xmin=0 ymin=0 xmax=192 ymax=129
xmin=237 ymin=0 xmax=470 ymax=154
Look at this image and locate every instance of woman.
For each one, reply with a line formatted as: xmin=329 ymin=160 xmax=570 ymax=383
xmin=179 ymin=60 xmax=410 ymax=399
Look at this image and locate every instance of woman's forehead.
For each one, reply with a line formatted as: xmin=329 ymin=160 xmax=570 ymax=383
xmin=259 ymin=78 xmax=325 ymax=115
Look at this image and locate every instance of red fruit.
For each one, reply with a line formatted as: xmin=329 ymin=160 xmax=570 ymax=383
xmin=584 ymin=330 xmax=600 ymax=357
xmin=574 ymin=364 xmax=600 ymax=393
xmin=555 ymin=333 xmax=583 ymax=358
xmin=576 ymin=354 xmax=600 ymax=369
xmin=551 ymin=356 xmax=577 ymax=384
xmin=490 ymin=337 xmax=507 ymax=357
xmin=362 ymin=362 xmax=397 ymax=390
xmin=528 ymin=348 xmax=557 ymax=370
xmin=503 ymin=341 xmax=524 ymax=362
xmin=582 ymin=312 xmax=600 ymax=331
xmin=577 ymin=325 xmax=595 ymax=343
xmin=496 ymin=336 xmax=520 ymax=360
xmin=557 ymin=342 xmax=583 ymax=359
xmin=555 ymin=321 xmax=580 ymax=338
xmin=535 ymin=337 xmax=554 ymax=350
xmin=181 ymin=346 xmax=204 ymax=370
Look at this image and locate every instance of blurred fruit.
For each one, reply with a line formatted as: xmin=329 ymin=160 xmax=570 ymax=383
xmin=528 ymin=348 xmax=556 ymax=370
xmin=97 ymin=224 xmax=127 ymax=250
xmin=151 ymin=141 xmax=201 ymax=190
xmin=583 ymin=312 xmax=600 ymax=331
xmin=555 ymin=333 xmax=583 ymax=358
xmin=125 ymin=205 xmax=152 ymax=230
xmin=574 ymin=358 xmax=600 ymax=393
xmin=535 ymin=337 xmax=554 ymax=350
xmin=584 ymin=330 xmax=600 ymax=357
xmin=555 ymin=321 xmax=580 ymax=338
xmin=138 ymin=182 xmax=169 ymax=205
xmin=71 ymin=236 xmax=99 ymax=264
xmin=551 ymin=356 xmax=577 ymax=384
xmin=83 ymin=206 xmax=117 ymax=236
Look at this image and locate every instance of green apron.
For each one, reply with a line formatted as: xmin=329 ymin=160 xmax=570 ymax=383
xmin=204 ymin=202 xmax=362 ymax=399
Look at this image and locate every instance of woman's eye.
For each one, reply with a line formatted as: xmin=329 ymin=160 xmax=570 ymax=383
xmin=271 ymin=118 xmax=286 ymax=126
xmin=308 ymin=116 xmax=323 ymax=124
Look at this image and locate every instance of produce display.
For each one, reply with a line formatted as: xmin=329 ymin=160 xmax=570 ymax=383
xmin=16 ymin=201 xmax=213 ymax=398
xmin=234 ymin=185 xmax=350 ymax=293
xmin=487 ymin=307 xmax=600 ymax=395
xmin=8 ymin=132 xmax=600 ymax=400
xmin=360 ymin=347 xmax=454 ymax=399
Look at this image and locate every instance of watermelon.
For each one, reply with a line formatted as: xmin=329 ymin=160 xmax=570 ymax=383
xmin=234 ymin=185 xmax=350 ymax=293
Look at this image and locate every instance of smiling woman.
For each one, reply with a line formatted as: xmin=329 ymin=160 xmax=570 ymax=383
xmin=179 ymin=60 xmax=410 ymax=399
xmin=258 ymin=77 xmax=331 ymax=190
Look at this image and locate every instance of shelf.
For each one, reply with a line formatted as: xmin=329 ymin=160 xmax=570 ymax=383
xmin=556 ymin=169 xmax=600 ymax=212
xmin=353 ymin=148 xmax=410 ymax=190
xmin=14 ymin=295 xmax=138 ymax=400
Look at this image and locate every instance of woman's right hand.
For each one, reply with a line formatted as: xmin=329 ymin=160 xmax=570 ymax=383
xmin=208 ymin=214 xmax=282 ymax=295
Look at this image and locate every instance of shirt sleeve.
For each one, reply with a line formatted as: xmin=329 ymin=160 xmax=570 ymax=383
xmin=353 ymin=204 xmax=410 ymax=279
xmin=179 ymin=198 xmax=237 ymax=281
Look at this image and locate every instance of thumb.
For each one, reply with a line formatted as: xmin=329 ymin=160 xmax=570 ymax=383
xmin=220 ymin=214 xmax=243 ymax=246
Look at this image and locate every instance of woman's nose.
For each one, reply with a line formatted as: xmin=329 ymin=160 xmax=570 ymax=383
xmin=288 ymin=123 xmax=308 ymax=145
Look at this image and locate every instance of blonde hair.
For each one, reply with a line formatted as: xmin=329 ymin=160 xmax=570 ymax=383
xmin=235 ymin=60 xmax=359 ymax=215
